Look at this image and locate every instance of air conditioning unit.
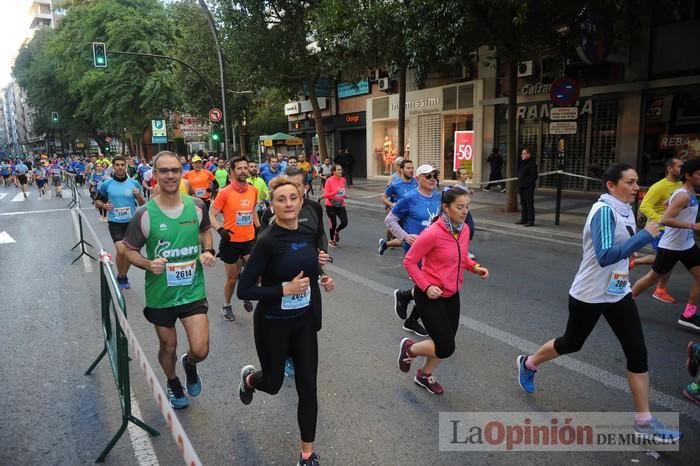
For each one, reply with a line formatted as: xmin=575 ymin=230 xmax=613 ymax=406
xmin=369 ymin=69 xmax=380 ymax=81
xmin=378 ymin=77 xmax=390 ymax=91
xmin=517 ymin=60 xmax=533 ymax=77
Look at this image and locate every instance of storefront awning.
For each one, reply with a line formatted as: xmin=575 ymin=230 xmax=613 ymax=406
xmin=259 ymin=132 xmax=304 ymax=146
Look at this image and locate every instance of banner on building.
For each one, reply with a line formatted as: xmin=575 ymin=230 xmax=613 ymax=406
xmin=453 ymin=130 xmax=474 ymax=172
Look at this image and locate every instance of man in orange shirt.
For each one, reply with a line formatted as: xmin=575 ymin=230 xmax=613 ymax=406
xmin=209 ymin=157 xmax=260 ymax=321
xmin=184 ymin=155 xmax=215 ymax=206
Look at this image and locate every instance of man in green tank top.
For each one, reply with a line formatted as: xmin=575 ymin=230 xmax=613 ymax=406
xmin=123 ymin=151 xmax=217 ymax=409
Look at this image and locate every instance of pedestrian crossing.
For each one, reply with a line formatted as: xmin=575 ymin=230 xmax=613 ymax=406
xmin=0 ymin=188 xmax=74 ymax=202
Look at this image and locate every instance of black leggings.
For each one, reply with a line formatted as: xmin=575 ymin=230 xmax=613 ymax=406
xmin=414 ymin=288 xmax=461 ymax=358
xmin=325 ymin=205 xmax=348 ymax=240
xmin=250 ymin=310 xmax=318 ymax=442
xmin=554 ymin=294 xmax=648 ymax=373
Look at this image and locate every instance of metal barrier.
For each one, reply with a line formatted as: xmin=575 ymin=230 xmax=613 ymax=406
xmin=71 ymin=207 xmax=202 ymax=465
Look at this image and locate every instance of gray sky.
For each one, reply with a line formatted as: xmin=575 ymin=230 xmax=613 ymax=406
xmin=0 ymin=0 xmax=31 ymax=89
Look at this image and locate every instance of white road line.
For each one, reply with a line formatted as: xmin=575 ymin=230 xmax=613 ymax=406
xmin=127 ymin=394 xmax=160 ymax=466
xmin=325 ymin=263 xmax=700 ymax=424
xmin=0 ymin=208 xmax=68 ymax=216
xmin=11 ymin=191 xmax=27 ymax=202
xmin=0 ymin=193 xmax=8 ymax=200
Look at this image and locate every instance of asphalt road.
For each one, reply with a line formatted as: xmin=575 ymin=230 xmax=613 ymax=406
xmin=1 ymin=183 xmax=699 ymax=465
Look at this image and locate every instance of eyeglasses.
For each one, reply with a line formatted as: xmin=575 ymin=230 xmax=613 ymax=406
xmin=422 ymin=173 xmax=439 ymax=180
xmin=155 ymin=167 xmax=182 ymax=175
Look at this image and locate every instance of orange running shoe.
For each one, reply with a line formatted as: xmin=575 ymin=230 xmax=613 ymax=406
xmin=652 ymin=288 xmax=677 ymax=304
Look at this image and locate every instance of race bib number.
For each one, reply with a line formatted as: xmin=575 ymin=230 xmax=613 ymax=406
xmin=195 ymin=188 xmax=206 ymax=197
xmin=281 ymin=281 xmax=311 ymax=310
xmin=113 ymin=207 xmax=132 ymax=220
xmin=606 ymin=271 xmax=629 ymax=296
xmin=337 ymin=188 xmax=346 ymax=197
xmin=166 ymin=260 xmax=196 ymax=287
xmin=236 ymin=211 xmax=253 ymax=226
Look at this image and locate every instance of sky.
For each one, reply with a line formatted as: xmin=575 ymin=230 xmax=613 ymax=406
xmin=0 ymin=0 xmax=32 ymax=89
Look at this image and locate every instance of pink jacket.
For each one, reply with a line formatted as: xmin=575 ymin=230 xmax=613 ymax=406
xmin=323 ymin=175 xmax=347 ymax=207
xmin=403 ymin=219 xmax=478 ymax=298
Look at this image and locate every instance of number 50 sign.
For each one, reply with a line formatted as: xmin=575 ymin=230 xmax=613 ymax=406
xmin=453 ymin=130 xmax=474 ymax=171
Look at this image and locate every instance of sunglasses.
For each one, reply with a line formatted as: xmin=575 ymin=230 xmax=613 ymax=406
xmin=155 ymin=167 xmax=182 ymax=175
xmin=422 ymin=173 xmax=439 ymax=180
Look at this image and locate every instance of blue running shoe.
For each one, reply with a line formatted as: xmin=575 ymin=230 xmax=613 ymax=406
xmin=166 ymin=378 xmax=189 ymax=409
xmin=378 ymin=238 xmax=388 ymax=256
xmin=517 ymin=355 xmax=536 ymax=393
xmin=284 ymin=357 xmax=295 ymax=377
xmin=181 ymin=353 xmax=202 ymax=397
xmin=633 ymin=418 xmax=683 ymax=444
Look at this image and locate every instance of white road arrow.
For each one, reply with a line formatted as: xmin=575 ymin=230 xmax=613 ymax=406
xmin=0 ymin=193 xmax=8 ymax=200
xmin=0 ymin=231 xmax=16 ymax=244
xmin=11 ymin=192 xmax=27 ymax=202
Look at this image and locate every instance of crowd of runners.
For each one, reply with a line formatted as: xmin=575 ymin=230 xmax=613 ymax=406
xmin=22 ymin=147 xmax=700 ymax=464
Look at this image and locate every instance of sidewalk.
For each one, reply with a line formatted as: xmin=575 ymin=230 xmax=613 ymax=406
xmin=343 ymin=178 xmax=599 ymax=244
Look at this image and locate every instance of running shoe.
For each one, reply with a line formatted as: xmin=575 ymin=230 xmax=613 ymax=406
xmin=414 ymin=368 xmax=444 ymax=395
xmin=378 ymin=238 xmax=388 ymax=256
xmin=167 ymin=378 xmax=189 ymax=409
xmin=402 ymin=318 xmax=428 ymax=338
xmin=678 ymin=314 xmax=700 ymax=331
xmin=328 ymin=240 xmax=337 ymax=248
xmin=482 ymin=186 xmax=491 ymax=192
xmin=221 ymin=304 xmax=235 ymax=321
xmin=116 ymin=276 xmax=128 ymax=290
xmin=633 ymin=418 xmax=683 ymax=444
xmin=687 ymin=341 xmax=700 ymax=377
xmin=122 ymin=276 xmax=131 ymax=290
xmin=517 ymin=355 xmax=536 ymax=393
xmin=243 ymin=300 xmax=254 ymax=312
xmin=652 ymin=288 xmax=677 ymax=304
xmin=500 ymin=187 xmax=506 ymax=193
xmin=683 ymin=383 xmax=700 ymax=406
xmin=297 ymin=452 xmax=320 ymax=466
xmin=393 ymin=289 xmax=411 ymax=320
xmin=284 ymin=357 xmax=295 ymax=377
xmin=239 ymin=365 xmax=256 ymax=405
xmin=398 ymin=337 xmax=415 ymax=372
xmin=181 ymin=353 xmax=202 ymax=397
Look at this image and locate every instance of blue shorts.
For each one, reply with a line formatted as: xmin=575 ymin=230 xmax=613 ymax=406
xmin=651 ymin=230 xmax=665 ymax=251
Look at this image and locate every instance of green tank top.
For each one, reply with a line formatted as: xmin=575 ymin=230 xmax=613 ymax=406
xmin=144 ymin=195 xmax=206 ymax=308
xmin=214 ymin=168 xmax=228 ymax=188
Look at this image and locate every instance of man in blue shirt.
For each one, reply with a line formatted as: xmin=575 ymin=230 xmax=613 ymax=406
xmin=384 ymin=164 xmax=441 ymax=337
xmin=379 ymin=159 xmax=417 ymax=255
xmin=261 ymin=155 xmax=282 ymax=186
xmin=14 ymin=159 xmax=29 ymax=198
xmin=95 ymin=155 xmax=145 ymax=289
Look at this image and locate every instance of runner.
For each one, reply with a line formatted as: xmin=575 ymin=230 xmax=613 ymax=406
xmin=14 ymin=159 xmax=29 ymax=199
xmin=398 ymin=187 xmax=489 ymax=394
xmin=631 ymin=158 xmax=700 ymax=331
xmin=261 ymin=155 xmax=283 ymax=186
xmin=33 ymin=162 xmax=48 ymax=197
xmin=123 ymin=150 xmax=216 ymax=409
xmin=386 ymin=164 xmax=442 ymax=338
xmin=298 ymin=153 xmax=315 ymax=196
xmin=685 ymin=341 xmax=700 ymax=405
xmin=516 ymin=163 xmax=682 ymax=444
xmin=48 ymin=160 xmax=63 ymax=197
xmin=318 ymin=157 xmax=332 ymax=189
xmin=237 ymin=176 xmax=334 ymax=466
xmin=95 ymin=155 xmax=146 ymax=289
xmin=379 ymin=159 xmax=416 ymax=255
xmin=89 ymin=163 xmax=107 ymax=221
xmin=633 ymin=157 xmax=683 ymax=303
xmin=246 ymin=161 xmax=269 ymax=214
xmin=183 ymin=155 xmax=215 ymax=206
xmin=209 ymin=157 xmax=259 ymax=321
xmin=322 ymin=164 xmax=348 ymax=247
xmin=0 ymin=160 xmax=10 ymax=187
xmin=213 ymin=159 xmax=229 ymax=197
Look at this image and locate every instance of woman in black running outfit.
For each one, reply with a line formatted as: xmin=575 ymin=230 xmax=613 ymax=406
xmin=237 ymin=177 xmax=334 ymax=466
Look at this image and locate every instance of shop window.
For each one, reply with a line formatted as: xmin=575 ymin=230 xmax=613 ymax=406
xmin=458 ymin=85 xmax=473 ymax=109
xmin=588 ymin=99 xmax=618 ymax=191
xmin=442 ymin=115 xmax=472 ymax=178
xmin=372 ymin=120 xmax=407 ymax=176
xmin=373 ymin=97 xmax=389 ymax=119
xmin=443 ymin=87 xmax=457 ymax=111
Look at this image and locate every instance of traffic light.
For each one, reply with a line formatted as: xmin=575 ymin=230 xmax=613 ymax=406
xmin=51 ymin=112 xmax=59 ymax=123
xmin=212 ymin=132 xmax=220 ymax=142
xmin=92 ymin=42 xmax=107 ymax=68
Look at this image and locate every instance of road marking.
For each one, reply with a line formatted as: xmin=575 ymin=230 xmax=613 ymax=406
xmin=325 ymin=263 xmax=700 ymax=424
xmin=0 ymin=208 xmax=68 ymax=217
xmin=127 ymin=393 xmax=160 ymax=466
xmin=11 ymin=192 xmax=27 ymax=202
xmin=0 ymin=231 xmax=16 ymax=244
xmin=0 ymin=193 xmax=8 ymax=200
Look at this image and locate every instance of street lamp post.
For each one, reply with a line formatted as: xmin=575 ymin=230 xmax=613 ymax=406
xmin=198 ymin=0 xmax=230 ymax=159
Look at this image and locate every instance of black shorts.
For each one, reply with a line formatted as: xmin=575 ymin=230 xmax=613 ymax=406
xmin=1 ymin=174 xmax=9 ymax=179
xmin=17 ymin=174 xmax=27 ymax=185
xmin=36 ymin=179 xmax=47 ymax=188
xmin=652 ymin=245 xmax=700 ymax=275
xmin=144 ymin=298 xmax=208 ymax=328
xmin=108 ymin=221 xmax=129 ymax=243
xmin=218 ymin=239 xmax=255 ymax=264
xmin=52 ymin=176 xmax=61 ymax=186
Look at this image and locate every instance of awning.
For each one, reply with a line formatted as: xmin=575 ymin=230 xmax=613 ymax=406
xmin=259 ymin=132 xmax=304 ymax=146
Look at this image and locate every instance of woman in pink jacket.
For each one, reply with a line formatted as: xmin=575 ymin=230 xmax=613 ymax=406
xmin=397 ymin=187 xmax=489 ymax=394
xmin=322 ymin=163 xmax=349 ymax=247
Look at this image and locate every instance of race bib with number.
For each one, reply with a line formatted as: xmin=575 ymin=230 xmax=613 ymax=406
xmin=113 ymin=206 xmax=132 ymax=220
xmin=606 ymin=270 xmax=629 ymax=296
xmin=195 ymin=188 xmax=206 ymax=197
xmin=281 ymin=281 xmax=311 ymax=310
xmin=166 ymin=260 xmax=196 ymax=287
xmin=337 ymin=188 xmax=346 ymax=197
xmin=236 ymin=211 xmax=253 ymax=226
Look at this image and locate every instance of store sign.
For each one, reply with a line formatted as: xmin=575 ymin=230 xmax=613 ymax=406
xmin=514 ymin=99 xmax=593 ymax=120
xmin=549 ymin=121 xmax=578 ymax=134
xmin=453 ymin=131 xmax=474 ymax=171
xmin=151 ymin=119 xmax=167 ymax=144
xmin=521 ymin=82 xmax=552 ymax=96
xmin=337 ymin=79 xmax=370 ymax=99
xmin=659 ymin=134 xmax=700 ymax=159
xmin=285 ymin=102 xmax=301 ymax=115
xmin=388 ymin=89 xmax=442 ymax=118
xmin=550 ymin=107 xmax=578 ymax=120
xmin=345 ymin=114 xmax=361 ymax=124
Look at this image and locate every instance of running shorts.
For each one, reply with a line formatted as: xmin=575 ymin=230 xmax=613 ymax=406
xmin=144 ymin=298 xmax=208 ymax=328
xmin=218 ymin=239 xmax=255 ymax=264
xmin=52 ymin=176 xmax=61 ymax=186
xmin=652 ymin=245 xmax=700 ymax=275
xmin=17 ymin=174 xmax=27 ymax=185
xmin=36 ymin=179 xmax=47 ymax=188
xmin=107 ymin=221 xmax=130 ymax=243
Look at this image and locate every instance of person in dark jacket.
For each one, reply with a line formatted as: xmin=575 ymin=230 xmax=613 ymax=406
xmin=516 ymin=147 xmax=538 ymax=226
xmin=484 ymin=147 xmax=505 ymax=192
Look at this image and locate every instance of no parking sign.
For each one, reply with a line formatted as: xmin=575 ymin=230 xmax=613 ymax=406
xmin=453 ymin=131 xmax=474 ymax=172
